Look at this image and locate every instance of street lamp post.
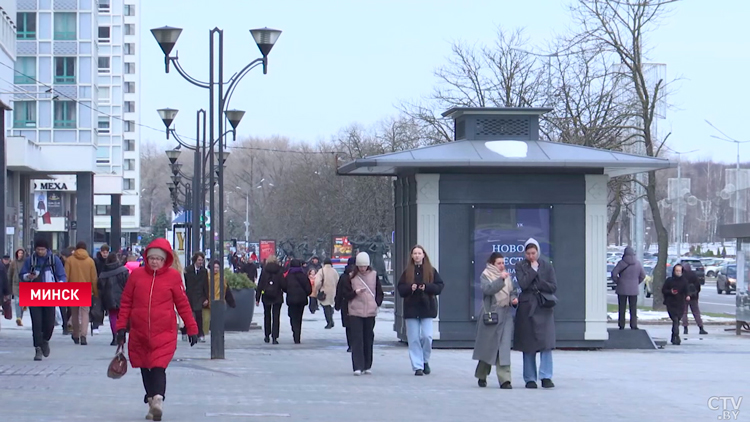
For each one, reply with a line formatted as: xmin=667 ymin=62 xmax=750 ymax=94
xmin=151 ymin=25 xmax=281 ymax=360
xmin=235 ymin=186 xmax=249 ymax=243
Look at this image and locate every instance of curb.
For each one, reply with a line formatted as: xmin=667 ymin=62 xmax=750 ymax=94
xmin=607 ymin=321 xmax=735 ymax=326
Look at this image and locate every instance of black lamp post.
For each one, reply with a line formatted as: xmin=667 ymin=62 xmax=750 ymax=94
xmin=151 ymin=25 xmax=280 ymax=360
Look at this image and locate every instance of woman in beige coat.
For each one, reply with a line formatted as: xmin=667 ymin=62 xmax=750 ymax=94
xmin=315 ymin=258 xmax=339 ymax=329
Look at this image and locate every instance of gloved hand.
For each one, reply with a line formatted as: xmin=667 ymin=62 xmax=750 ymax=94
xmin=189 ymin=335 xmax=198 ymax=347
xmin=116 ymin=329 xmax=127 ymax=345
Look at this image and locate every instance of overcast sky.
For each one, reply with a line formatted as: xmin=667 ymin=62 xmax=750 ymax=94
xmin=140 ymin=0 xmax=749 ymax=163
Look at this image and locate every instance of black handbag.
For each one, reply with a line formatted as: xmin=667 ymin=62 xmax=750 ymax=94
xmin=537 ymin=291 xmax=557 ymax=308
xmin=482 ymin=311 xmax=499 ymax=325
xmin=316 ymin=272 xmax=327 ymax=301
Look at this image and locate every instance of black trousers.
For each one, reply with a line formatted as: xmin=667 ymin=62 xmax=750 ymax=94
xmin=308 ymin=297 xmax=319 ymax=314
xmin=140 ymin=367 xmax=167 ymax=403
xmin=617 ymin=295 xmax=638 ymax=329
xmin=263 ymin=302 xmax=282 ymax=339
xmin=30 ymin=306 xmax=55 ymax=348
xmin=180 ymin=310 xmax=204 ymax=337
xmin=59 ymin=306 xmax=70 ymax=331
xmin=288 ymin=304 xmax=305 ymax=343
xmin=670 ymin=316 xmax=681 ymax=342
xmin=323 ymin=305 xmax=334 ymax=327
xmin=349 ymin=316 xmax=375 ymax=371
xmin=340 ymin=307 xmax=350 ymax=349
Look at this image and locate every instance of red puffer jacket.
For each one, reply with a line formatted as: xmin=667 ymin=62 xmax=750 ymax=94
xmin=116 ymin=238 xmax=198 ymax=368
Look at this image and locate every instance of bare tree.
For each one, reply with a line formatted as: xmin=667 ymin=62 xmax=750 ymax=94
xmin=571 ymin=0 xmax=678 ymax=309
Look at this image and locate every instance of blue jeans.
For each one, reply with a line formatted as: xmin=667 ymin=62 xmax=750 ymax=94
xmin=14 ymin=297 xmax=24 ymax=320
xmin=405 ymin=318 xmax=433 ymax=371
xmin=522 ymin=350 xmax=553 ymax=382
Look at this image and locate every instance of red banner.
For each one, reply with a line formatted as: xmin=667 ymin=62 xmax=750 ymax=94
xmin=259 ymin=239 xmax=276 ymax=263
xmin=19 ymin=283 xmax=92 ymax=307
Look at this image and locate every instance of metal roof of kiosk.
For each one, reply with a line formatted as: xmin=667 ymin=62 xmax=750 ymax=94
xmin=337 ymin=107 xmax=675 ymax=177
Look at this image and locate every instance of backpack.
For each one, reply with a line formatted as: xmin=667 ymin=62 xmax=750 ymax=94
xmin=263 ymin=272 xmax=282 ymax=300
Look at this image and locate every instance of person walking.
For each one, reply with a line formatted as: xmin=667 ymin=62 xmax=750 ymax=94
xmin=335 ymin=257 xmax=357 ymax=352
xmin=64 ymin=242 xmax=98 ymax=345
xmin=116 ymin=238 xmax=198 ymax=422
xmin=282 ymin=259 xmax=311 ymax=344
xmin=397 ymin=245 xmax=445 ymax=376
xmin=91 ymin=244 xmax=110 ymax=334
xmin=184 ymin=252 xmax=209 ymax=343
xmin=681 ymin=263 xmax=707 ymax=335
xmin=256 ymin=255 xmax=284 ymax=344
xmin=663 ymin=264 xmax=690 ymax=345
xmin=98 ymin=253 xmax=129 ymax=345
xmin=610 ymin=246 xmax=646 ymax=330
xmin=315 ymin=258 xmax=339 ymax=329
xmin=8 ymin=248 xmax=26 ymax=326
xmin=341 ymin=252 xmax=384 ymax=376
xmin=514 ymin=238 xmax=557 ymax=389
xmin=20 ymin=238 xmax=67 ymax=361
xmin=307 ymin=268 xmax=319 ymax=314
xmin=473 ymin=252 xmax=518 ymax=389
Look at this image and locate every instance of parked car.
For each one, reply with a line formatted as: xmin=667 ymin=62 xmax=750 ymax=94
xmin=705 ymin=259 xmax=732 ymax=277
xmin=667 ymin=257 xmax=705 ymax=285
xmin=642 ymin=266 xmax=654 ymax=298
xmin=716 ymin=265 xmax=737 ymax=294
xmin=607 ymin=263 xmax=616 ymax=290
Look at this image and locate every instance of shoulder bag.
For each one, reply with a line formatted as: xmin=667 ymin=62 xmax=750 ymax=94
xmin=481 ymin=291 xmax=499 ymax=325
xmin=317 ymin=271 xmax=327 ymax=302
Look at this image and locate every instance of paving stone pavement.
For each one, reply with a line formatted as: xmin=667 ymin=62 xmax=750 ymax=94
xmin=1 ymin=307 xmax=748 ymax=422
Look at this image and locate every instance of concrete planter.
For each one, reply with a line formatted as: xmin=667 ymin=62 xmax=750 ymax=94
xmin=224 ymin=288 xmax=256 ymax=332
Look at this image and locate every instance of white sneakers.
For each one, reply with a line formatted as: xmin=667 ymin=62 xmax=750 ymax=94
xmin=364 ymin=369 xmax=372 ymax=375
xmin=353 ymin=370 xmax=362 ymax=376
xmin=353 ymin=369 xmax=372 ymax=376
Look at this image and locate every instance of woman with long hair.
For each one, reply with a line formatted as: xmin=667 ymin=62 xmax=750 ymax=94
xmin=341 ymin=252 xmax=384 ymax=375
xmin=282 ymin=259 xmax=311 ymax=344
xmin=397 ymin=245 xmax=444 ymax=376
xmin=256 ymin=255 xmax=284 ymax=344
xmin=116 ymin=239 xmax=198 ymax=421
xmin=473 ymin=252 xmax=518 ymax=389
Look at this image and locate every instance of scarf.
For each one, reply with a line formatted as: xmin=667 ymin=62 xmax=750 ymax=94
xmin=482 ymin=263 xmax=511 ymax=307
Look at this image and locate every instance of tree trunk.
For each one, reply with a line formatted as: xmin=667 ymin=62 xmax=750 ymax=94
xmin=646 ymin=170 xmax=667 ymax=310
xmin=607 ymin=195 xmax=622 ymax=235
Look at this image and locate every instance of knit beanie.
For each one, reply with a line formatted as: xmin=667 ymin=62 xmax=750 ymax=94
xmin=147 ymin=247 xmax=168 ymax=260
xmin=355 ymin=252 xmax=370 ymax=267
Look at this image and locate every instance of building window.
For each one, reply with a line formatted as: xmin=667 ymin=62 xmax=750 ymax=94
xmin=124 ymin=43 xmax=135 ymax=55
xmin=123 ymin=179 xmax=135 ymax=190
xmin=98 ymin=26 xmax=110 ymax=43
xmin=13 ymin=101 xmax=37 ymax=128
xmin=99 ymin=0 xmax=111 ymax=12
xmin=124 ymin=82 xmax=135 ymax=93
xmin=54 ymin=57 xmax=76 ymax=84
xmin=95 ymin=205 xmax=108 ymax=215
xmin=124 ymin=101 xmax=135 ymax=113
xmin=98 ymin=57 xmax=110 ymax=74
xmin=124 ymin=159 xmax=135 ymax=171
xmin=98 ymin=86 xmax=110 ymax=104
xmin=54 ymin=13 xmax=77 ymax=40
xmin=124 ymin=120 xmax=135 ymax=132
xmin=122 ymin=205 xmax=135 ymax=216
xmin=14 ymin=57 xmax=36 ymax=84
xmin=124 ymin=62 xmax=135 ymax=74
xmin=125 ymin=24 xmax=135 ymax=35
xmin=17 ymin=12 xmax=36 ymax=40
xmin=124 ymin=139 xmax=135 ymax=151
xmin=53 ymin=101 xmax=76 ymax=128
xmin=124 ymin=5 xmax=135 ymax=16
xmin=98 ymin=117 xmax=110 ymax=134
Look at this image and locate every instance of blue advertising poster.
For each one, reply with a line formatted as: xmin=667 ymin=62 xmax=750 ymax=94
xmin=472 ymin=207 xmax=551 ymax=317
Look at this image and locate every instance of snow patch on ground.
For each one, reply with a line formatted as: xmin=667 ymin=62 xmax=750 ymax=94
xmin=607 ymin=311 xmax=735 ymax=322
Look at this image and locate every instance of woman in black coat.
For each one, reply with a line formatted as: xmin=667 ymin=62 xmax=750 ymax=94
xmin=183 ymin=253 xmax=209 ymax=341
xmin=255 ymin=256 xmax=284 ymax=344
xmin=335 ymin=257 xmax=357 ymax=352
xmin=282 ymin=259 xmax=312 ymax=344
xmin=97 ymin=253 xmax=130 ymax=345
xmin=662 ymin=264 xmax=690 ymax=345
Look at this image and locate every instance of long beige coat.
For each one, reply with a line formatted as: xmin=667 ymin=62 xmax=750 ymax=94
xmin=314 ymin=264 xmax=339 ymax=307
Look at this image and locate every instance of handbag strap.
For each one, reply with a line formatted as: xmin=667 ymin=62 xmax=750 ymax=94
xmin=356 ymin=275 xmax=375 ymax=298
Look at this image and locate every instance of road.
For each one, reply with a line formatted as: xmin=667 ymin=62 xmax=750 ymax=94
xmin=607 ymin=279 xmax=736 ymax=315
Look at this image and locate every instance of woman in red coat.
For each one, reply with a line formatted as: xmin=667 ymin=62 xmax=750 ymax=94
xmin=116 ymin=238 xmax=198 ymax=421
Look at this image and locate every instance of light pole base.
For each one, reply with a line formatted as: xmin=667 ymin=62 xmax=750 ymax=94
xmin=209 ymin=300 xmax=225 ymax=359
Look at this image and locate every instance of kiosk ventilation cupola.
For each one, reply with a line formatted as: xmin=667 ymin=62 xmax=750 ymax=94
xmin=441 ymin=107 xmax=552 ymax=142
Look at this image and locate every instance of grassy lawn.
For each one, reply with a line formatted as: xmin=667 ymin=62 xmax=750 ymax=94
xmin=605 ymin=304 xmax=732 ymax=319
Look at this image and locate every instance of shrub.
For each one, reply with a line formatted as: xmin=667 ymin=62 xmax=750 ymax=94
xmin=225 ymin=272 xmax=256 ymax=290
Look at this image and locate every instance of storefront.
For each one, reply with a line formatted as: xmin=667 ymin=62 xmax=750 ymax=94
xmin=31 ymin=175 xmax=77 ymax=252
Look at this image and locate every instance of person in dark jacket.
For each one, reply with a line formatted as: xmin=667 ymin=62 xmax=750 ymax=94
xmin=282 ymin=259 xmax=312 ymax=344
xmin=335 ymin=257 xmax=357 ymax=352
xmin=397 ymin=245 xmax=445 ymax=376
xmin=663 ymin=264 xmax=690 ymax=345
xmin=243 ymin=261 xmax=258 ymax=283
xmin=611 ymin=246 xmax=646 ymax=330
xmin=98 ymin=253 xmax=130 ymax=345
xmin=183 ymin=252 xmax=209 ymax=342
xmin=256 ymin=255 xmax=284 ymax=344
xmin=513 ymin=238 xmax=557 ymax=389
xmin=681 ymin=263 xmax=707 ymax=335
